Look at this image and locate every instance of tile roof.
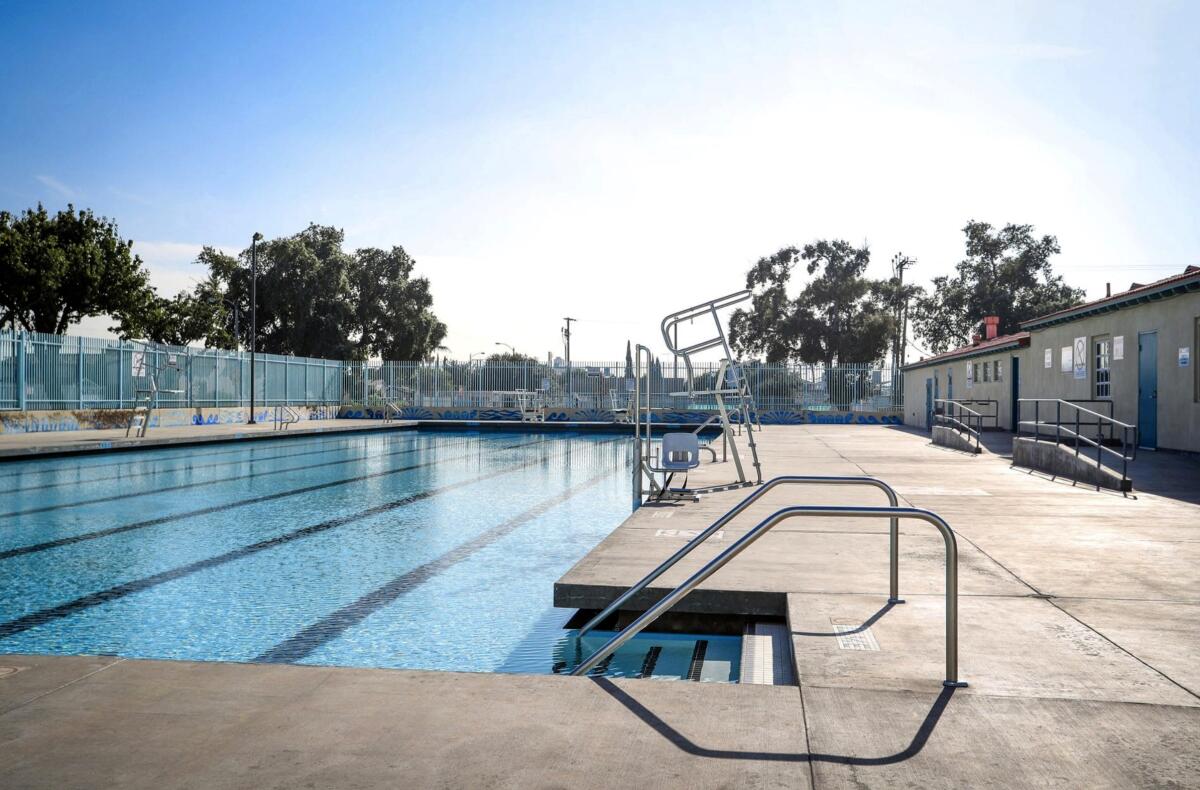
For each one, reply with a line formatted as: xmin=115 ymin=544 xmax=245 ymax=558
xmin=1021 ymin=266 xmax=1200 ymax=330
xmin=904 ymin=331 xmax=1029 ymax=370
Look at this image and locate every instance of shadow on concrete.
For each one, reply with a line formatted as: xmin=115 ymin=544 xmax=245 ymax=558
xmin=591 ymin=676 xmax=957 ymax=765
xmin=1122 ymin=451 xmax=1200 ymax=505
xmin=790 ymin=600 xmax=897 ymax=638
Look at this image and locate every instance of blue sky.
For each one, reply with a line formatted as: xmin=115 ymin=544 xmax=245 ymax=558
xmin=2 ymin=1 xmax=1197 ymax=360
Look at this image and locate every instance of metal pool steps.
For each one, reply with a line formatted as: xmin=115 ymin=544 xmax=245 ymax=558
xmin=570 ymin=475 xmax=968 ymax=688
xmin=554 ymin=630 xmax=747 ymax=683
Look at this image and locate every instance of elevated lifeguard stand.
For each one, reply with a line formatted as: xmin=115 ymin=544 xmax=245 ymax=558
xmin=631 ymin=291 xmax=764 ymax=504
xmin=125 ymin=343 xmax=184 ymax=438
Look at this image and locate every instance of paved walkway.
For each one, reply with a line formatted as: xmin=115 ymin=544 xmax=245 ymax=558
xmin=0 ymin=419 xmax=416 ymax=460
xmin=1 ymin=425 xmax=1197 ymax=788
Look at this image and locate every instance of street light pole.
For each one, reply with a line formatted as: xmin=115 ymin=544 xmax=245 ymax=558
xmin=562 ymin=317 xmax=576 ymax=401
xmin=248 ymin=232 xmax=263 ymax=424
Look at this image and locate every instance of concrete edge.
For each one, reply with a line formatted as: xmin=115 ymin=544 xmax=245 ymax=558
xmin=0 ymin=421 xmax=420 ymax=463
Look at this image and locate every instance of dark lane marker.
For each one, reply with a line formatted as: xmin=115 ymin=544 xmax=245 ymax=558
xmin=0 ymin=436 xmax=467 ymax=519
xmin=254 ymin=459 xmax=623 ymax=663
xmin=0 ymin=438 xmax=544 ymax=560
xmin=0 ymin=439 xmax=565 ymax=640
xmin=7 ymin=434 xmax=430 ymax=493
xmin=0 ymin=430 xmax=372 ymax=480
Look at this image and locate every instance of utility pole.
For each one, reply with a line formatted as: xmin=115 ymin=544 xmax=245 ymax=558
xmin=562 ymin=317 xmax=576 ymax=400
xmin=890 ymin=253 xmax=915 ymax=370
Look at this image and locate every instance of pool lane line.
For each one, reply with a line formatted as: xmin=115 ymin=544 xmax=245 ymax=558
xmin=0 ymin=430 xmax=380 ymax=480
xmin=0 ymin=437 xmax=547 ymax=560
xmin=5 ymin=433 xmax=438 ymax=494
xmin=0 ymin=437 xmax=595 ymax=640
xmin=253 ymin=453 xmax=625 ymax=664
xmin=0 ymin=434 xmax=481 ymax=519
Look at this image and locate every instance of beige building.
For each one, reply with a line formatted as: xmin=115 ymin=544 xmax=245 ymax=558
xmin=903 ymin=267 xmax=1200 ymax=453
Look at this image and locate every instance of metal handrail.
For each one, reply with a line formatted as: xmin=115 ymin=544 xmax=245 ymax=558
xmin=570 ymin=504 xmax=966 ymax=687
xmin=578 ymin=475 xmax=903 ymax=636
xmin=933 ymin=398 xmax=982 ymax=453
xmin=273 ymin=404 xmax=300 ymax=430
xmin=1017 ymin=398 xmax=1137 ymax=490
xmin=660 ymin=290 xmax=751 ymax=398
xmin=945 ymin=398 xmax=999 ymax=430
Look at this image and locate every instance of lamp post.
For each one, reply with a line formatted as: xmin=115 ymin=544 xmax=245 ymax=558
xmin=470 ymin=351 xmax=487 ymax=403
xmin=248 ymin=232 xmax=263 ymax=424
xmin=494 ymin=341 xmax=515 ymax=355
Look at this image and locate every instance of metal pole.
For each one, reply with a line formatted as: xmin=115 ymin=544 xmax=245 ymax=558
xmin=248 ymin=232 xmax=262 ymax=424
xmin=580 ymin=475 xmax=903 ymax=636
xmin=571 ymin=504 xmax=965 ymax=687
xmin=17 ymin=331 xmax=27 ymax=412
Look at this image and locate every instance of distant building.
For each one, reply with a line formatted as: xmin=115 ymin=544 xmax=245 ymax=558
xmin=903 ymin=267 xmax=1200 ymax=453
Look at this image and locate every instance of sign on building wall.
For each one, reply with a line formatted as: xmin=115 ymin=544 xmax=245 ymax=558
xmin=965 ymin=361 xmax=973 ymax=389
xmin=1060 ymin=346 xmax=1072 ymax=373
xmin=1044 ymin=348 xmax=1052 ymax=368
xmin=1181 ymin=347 xmax=1192 ymax=367
xmin=1073 ymin=337 xmax=1087 ymax=380
xmin=1113 ymin=336 xmax=1124 ymax=361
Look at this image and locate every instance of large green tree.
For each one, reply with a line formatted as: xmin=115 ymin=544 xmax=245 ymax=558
xmin=166 ymin=225 xmax=447 ymax=360
xmin=910 ymin=221 xmax=1084 ymax=352
xmin=0 ymin=204 xmax=159 ymax=334
xmin=729 ymin=241 xmax=896 ymax=365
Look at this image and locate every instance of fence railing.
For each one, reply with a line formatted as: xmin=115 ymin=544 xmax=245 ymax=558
xmin=0 ymin=330 xmax=903 ymax=414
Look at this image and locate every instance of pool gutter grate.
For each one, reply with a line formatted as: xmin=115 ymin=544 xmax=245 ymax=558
xmin=686 ymin=639 xmax=709 ymax=681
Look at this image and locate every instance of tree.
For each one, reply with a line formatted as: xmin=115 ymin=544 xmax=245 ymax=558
xmin=911 ymin=221 xmax=1085 ymax=353
xmin=170 ymin=225 xmax=447 ymax=360
xmin=0 ymin=204 xmax=160 ymax=334
xmin=353 ymin=245 xmax=446 ymax=360
xmin=730 ymin=241 xmax=895 ymax=365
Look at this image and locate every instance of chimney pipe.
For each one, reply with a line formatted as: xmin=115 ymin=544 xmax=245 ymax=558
xmin=983 ymin=316 xmax=1000 ymax=341
xmin=1106 ymin=282 xmax=1112 ymax=297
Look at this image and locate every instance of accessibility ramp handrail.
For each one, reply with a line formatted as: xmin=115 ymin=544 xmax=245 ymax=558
xmin=571 ymin=504 xmax=967 ymax=687
xmin=578 ymin=475 xmax=904 ymax=637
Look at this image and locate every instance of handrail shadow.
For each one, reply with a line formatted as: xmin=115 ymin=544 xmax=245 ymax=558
xmin=790 ymin=600 xmax=896 ymax=638
xmin=590 ymin=676 xmax=957 ymax=765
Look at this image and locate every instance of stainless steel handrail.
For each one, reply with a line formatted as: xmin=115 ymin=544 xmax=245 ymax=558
xmin=570 ymin=504 xmax=967 ymax=687
xmin=578 ymin=475 xmax=903 ymax=636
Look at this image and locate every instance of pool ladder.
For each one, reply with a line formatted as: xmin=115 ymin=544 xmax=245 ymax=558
xmin=570 ymin=475 xmax=967 ymax=687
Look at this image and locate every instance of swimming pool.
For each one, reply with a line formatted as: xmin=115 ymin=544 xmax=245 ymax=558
xmin=0 ymin=430 xmax=655 ymax=674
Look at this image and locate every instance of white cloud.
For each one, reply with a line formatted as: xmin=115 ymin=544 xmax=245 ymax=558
xmin=34 ymin=174 xmax=76 ymax=199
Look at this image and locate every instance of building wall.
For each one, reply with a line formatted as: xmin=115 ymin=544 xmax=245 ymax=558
xmin=902 ymin=346 xmax=1025 ymax=430
xmin=1023 ymin=292 xmax=1200 ymax=453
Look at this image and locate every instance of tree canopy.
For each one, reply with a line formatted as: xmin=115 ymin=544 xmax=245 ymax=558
xmin=910 ymin=221 xmax=1084 ymax=352
xmin=131 ymin=224 xmax=447 ymax=360
xmin=729 ymin=241 xmax=896 ymax=365
xmin=0 ymin=204 xmax=159 ymax=334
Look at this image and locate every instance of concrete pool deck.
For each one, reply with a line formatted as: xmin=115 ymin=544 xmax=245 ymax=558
xmin=0 ymin=418 xmax=418 ymax=460
xmin=1 ymin=425 xmax=1198 ymax=788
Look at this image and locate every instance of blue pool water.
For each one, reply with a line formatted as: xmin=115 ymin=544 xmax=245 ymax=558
xmin=0 ymin=430 xmax=656 ymax=674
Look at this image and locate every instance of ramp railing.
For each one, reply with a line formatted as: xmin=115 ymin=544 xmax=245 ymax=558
xmin=1017 ymin=398 xmax=1137 ymax=491
xmin=933 ymin=398 xmax=983 ymax=453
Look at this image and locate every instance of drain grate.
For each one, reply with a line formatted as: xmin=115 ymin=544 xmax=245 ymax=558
xmin=832 ymin=622 xmax=880 ymax=651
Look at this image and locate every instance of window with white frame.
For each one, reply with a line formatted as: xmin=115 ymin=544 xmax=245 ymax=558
xmin=995 ymin=360 xmax=1003 ymax=382
xmin=1094 ymin=336 xmax=1111 ymax=399
xmin=982 ymin=360 xmax=990 ymax=382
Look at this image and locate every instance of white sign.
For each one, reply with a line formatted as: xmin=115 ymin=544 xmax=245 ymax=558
xmin=131 ymin=351 xmax=146 ymax=376
xmin=965 ymin=361 xmax=973 ymax=389
xmin=1113 ymin=336 xmax=1124 ymax=361
xmin=1044 ymin=348 xmax=1052 ymax=368
xmin=1060 ymin=346 xmax=1072 ymax=373
xmin=1181 ymin=347 xmax=1192 ymax=367
xmin=1073 ymin=337 xmax=1087 ymax=380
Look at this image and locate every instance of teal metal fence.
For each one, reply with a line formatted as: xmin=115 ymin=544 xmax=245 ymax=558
xmin=0 ymin=330 xmax=903 ymax=413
